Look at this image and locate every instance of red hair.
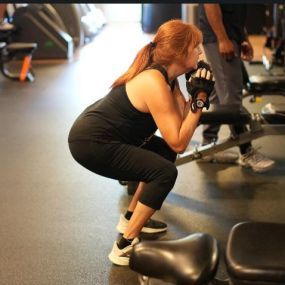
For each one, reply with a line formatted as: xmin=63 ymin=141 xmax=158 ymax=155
xmin=111 ymin=19 xmax=202 ymax=88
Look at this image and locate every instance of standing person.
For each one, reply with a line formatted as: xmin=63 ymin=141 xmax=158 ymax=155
xmin=68 ymin=19 xmax=215 ymax=266
xmin=198 ymin=4 xmax=275 ymax=172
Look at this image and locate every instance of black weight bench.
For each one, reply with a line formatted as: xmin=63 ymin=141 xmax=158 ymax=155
xmin=226 ymin=221 xmax=285 ymax=285
xmin=0 ymin=42 xmax=37 ymax=82
xmin=130 ymin=233 xmax=219 ymax=285
xmin=199 ymin=104 xmax=251 ymax=125
xmin=248 ymin=74 xmax=285 ymax=93
xmin=176 ymin=103 xmax=285 ymax=166
xmin=130 ymin=221 xmax=285 ymax=285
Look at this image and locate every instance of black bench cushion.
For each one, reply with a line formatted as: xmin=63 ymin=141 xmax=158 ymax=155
xmin=226 ymin=221 xmax=285 ymax=283
xmin=249 ymin=75 xmax=285 ymax=92
xmin=6 ymin=43 xmax=37 ymax=53
xmin=200 ymin=104 xmax=251 ymax=125
xmin=130 ymin=233 xmax=219 ymax=285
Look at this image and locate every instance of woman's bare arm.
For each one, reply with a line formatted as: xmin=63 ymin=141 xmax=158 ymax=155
xmin=142 ymin=70 xmax=206 ymax=153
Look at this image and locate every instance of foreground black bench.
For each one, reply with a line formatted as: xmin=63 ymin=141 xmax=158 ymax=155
xmin=226 ymin=221 xmax=285 ymax=285
xmin=130 ymin=233 xmax=218 ymax=285
xmin=130 ymin=221 xmax=285 ymax=285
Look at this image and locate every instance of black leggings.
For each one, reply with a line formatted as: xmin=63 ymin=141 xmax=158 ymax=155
xmin=68 ymin=136 xmax=177 ymax=210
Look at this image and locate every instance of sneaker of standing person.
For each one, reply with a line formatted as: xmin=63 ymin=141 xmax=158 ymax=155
xmin=108 ymin=237 xmax=140 ymax=266
xmin=238 ymin=147 xmax=275 ymax=173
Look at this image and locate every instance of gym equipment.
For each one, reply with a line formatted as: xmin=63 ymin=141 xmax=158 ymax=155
xmin=49 ymin=4 xmax=84 ymax=49
xmin=262 ymin=4 xmax=285 ymax=71
xmin=175 ymin=103 xmax=285 ymax=166
xmin=141 ymin=4 xmax=182 ymax=33
xmin=130 ymin=221 xmax=285 ymax=285
xmin=11 ymin=4 xmax=73 ymax=59
xmin=76 ymin=4 xmax=106 ymax=42
xmin=0 ymin=4 xmax=37 ymax=82
xmin=49 ymin=4 xmax=106 ymax=48
xmin=244 ymin=4 xmax=285 ymax=94
xmin=119 ymin=101 xmax=285 ymax=194
xmin=0 ymin=41 xmax=37 ymax=82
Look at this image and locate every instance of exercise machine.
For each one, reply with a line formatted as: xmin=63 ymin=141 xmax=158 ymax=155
xmin=244 ymin=4 xmax=285 ymax=94
xmin=141 ymin=4 xmax=182 ymax=34
xmin=262 ymin=4 xmax=284 ymax=71
xmin=49 ymin=4 xmax=84 ymax=49
xmin=175 ymin=102 xmax=285 ymax=166
xmin=10 ymin=4 xmax=73 ymax=59
xmin=49 ymin=4 xmax=106 ymax=49
xmin=79 ymin=4 xmax=106 ymax=41
xmin=130 ymin=220 xmax=285 ymax=285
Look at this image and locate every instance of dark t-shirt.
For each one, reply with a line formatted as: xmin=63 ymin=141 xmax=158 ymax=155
xmin=68 ymin=65 xmax=175 ymax=146
xmin=198 ymin=4 xmax=247 ymax=45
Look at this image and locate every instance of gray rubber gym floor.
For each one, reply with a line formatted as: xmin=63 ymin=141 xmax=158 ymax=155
xmin=0 ymin=23 xmax=284 ymax=285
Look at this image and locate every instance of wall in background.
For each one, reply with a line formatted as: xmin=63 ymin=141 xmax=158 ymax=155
xmin=95 ymin=4 xmax=141 ymax=23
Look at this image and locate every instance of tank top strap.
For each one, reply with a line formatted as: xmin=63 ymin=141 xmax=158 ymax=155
xmin=146 ymin=64 xmax=176 ymax=92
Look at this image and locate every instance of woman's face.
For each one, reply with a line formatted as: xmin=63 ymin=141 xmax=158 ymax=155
xmin=184 ymin=44 xmax=202 ymax=71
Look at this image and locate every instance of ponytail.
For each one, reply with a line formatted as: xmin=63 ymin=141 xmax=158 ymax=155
xmin=111 ymin=42 xmax=155 ymax=89
xmin=111 ymin=19 xmax=202 ymax=89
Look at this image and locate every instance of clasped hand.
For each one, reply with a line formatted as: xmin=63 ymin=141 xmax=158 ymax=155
xmin=185 ymin=60 xmax=215 ymax=113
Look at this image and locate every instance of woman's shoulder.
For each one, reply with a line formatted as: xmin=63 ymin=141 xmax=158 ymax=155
xmin=134 ymin=68 xmax=169 ymax=89
xmin=127 ymin=69 xmax=173 ymax=106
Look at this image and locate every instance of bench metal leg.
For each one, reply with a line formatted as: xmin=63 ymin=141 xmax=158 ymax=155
xmin=176 ymin=122 xmax=285 ymax=166
xmin=0 ymin=50 xmax=35 ymax=82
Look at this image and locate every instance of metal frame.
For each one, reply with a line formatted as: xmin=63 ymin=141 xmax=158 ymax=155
xmin=175 ymin=114 xmax=285 ymax=166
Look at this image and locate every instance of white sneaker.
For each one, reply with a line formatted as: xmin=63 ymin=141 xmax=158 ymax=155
xmin=116 ymin=214 xmax=167 ymax=234
xmin=197 ymin=150 xmax=239 ymax=164
xmin=238 ymin=147 xmax=275 ymax=173
xmin=108 ymin=237 xmax=140 ymax=266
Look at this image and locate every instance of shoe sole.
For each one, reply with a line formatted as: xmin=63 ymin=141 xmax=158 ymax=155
xmin=108 ymin=253 xmax=129 ymax=266
xmin=116 ymin=224 xmax=167 ymax=235
xmin=252 ymin=163 xmax=275 ymax=173
xmin=240 ymin=162 xmax=275 ymax=173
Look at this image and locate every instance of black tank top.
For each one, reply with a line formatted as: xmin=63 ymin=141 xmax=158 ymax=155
xmin=68 ymin=64 xmax=176 ymax=146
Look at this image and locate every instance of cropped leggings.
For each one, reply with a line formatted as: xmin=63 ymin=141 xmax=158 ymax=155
xmin=68 ymin=135 xmax=177 ymax=210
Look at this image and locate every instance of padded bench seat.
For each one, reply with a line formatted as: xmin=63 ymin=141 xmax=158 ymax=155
xmin=130 ymin=233 xmax=219 ymax=285
xmin=200 ymin=104 xmax=251 ymax=125
xmin=6 ymin=42 xmax=37 ymax=53
xmin=249 ymin=75 xmax=285 ymax=92
xmin=226 ymin=221 xmax=285 ymax=285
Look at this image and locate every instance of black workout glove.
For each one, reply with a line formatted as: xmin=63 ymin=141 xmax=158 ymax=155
xmin=185 ymin=60 xmax=215 ymax=113
xmin=185 ymin=60 xmax=212 ymax=81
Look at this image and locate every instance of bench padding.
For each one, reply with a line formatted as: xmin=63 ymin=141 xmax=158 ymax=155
xmin=6 ymin=43 xmax=37 ymax=53
xmin=226 ymin=221 xmax=285 ymax=284
xmin=130 ymin=233 xmax=219 ymax=285
xmin=200 ymin=104 xmax=251 ymax=125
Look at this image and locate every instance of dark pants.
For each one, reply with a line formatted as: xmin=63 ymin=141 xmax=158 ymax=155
xmin=202 ymin=41 xmax=252 ymax=154
xmin=69 ymin=135 xmax=177 ymax=210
